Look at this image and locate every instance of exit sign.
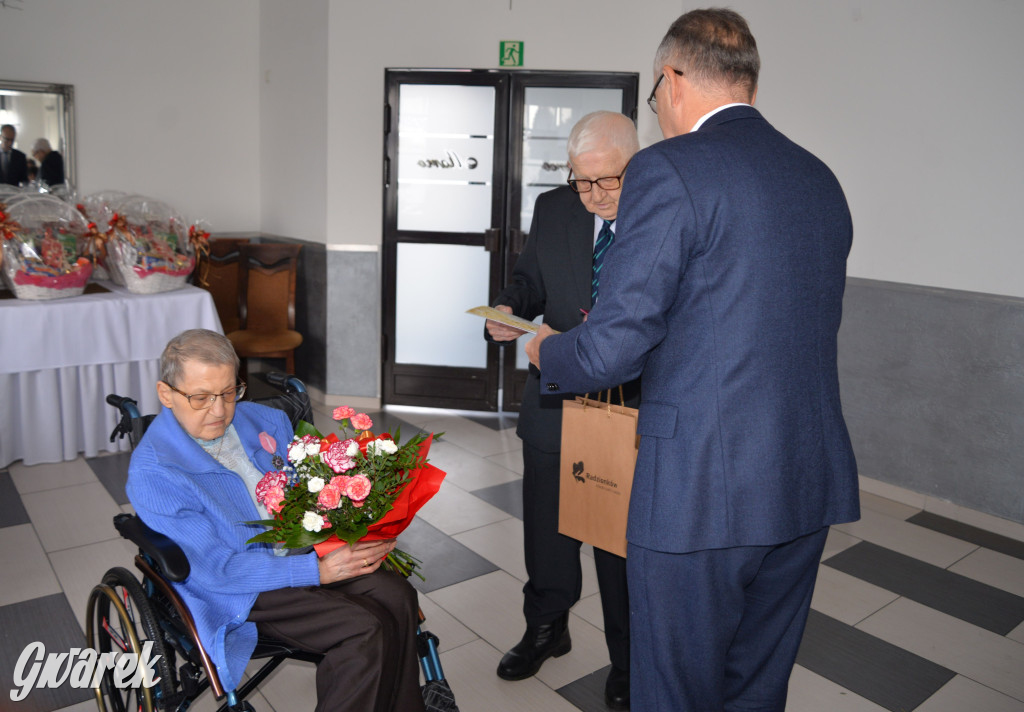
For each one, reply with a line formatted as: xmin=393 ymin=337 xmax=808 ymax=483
xmin=500 ymin=41 xmax=523 ymax=67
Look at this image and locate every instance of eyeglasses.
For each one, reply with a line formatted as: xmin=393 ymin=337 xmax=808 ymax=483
xmin=166 ymin=381 xmax=247 ymax=410
xmin=646 ymin=68 xmax=684 ymax=115
xmin=567 ymin=164 xmax=629 ymax=194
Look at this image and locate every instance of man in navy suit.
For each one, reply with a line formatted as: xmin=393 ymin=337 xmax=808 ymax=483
xmin=1 ymin=124 xmax=29 ymax=186
xmin=527 ymin=9 xmax=860 ymax=711
xmin=487 ymin=111 xmax=639 ymax=709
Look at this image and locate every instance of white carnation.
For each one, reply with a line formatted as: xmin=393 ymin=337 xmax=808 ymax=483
xmin=367 ymin=439 xmax=398 ymax=456
xmin=304 ymin=441 xmax=321 ymax=457
xmin=307 ymin=476 xmax=325 ymax=493
xmin=287 ymin=439 xmax=306 ymax=463
xmin=346 ymin=441 xmax=360 ymax=457
xmin=301 ymin=511 xmax=325 ymax=532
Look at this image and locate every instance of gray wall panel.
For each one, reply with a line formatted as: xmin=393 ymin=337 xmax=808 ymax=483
xmin=839 ymin=278 xmax=1024 ymax=524
xmin=326 ymin=250 xmax=380 ymax=398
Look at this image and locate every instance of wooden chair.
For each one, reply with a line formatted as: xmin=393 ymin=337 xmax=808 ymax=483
xmin=226 ymin=243 xmax=303 ymax=376
xmin=199 ymin=237 xmax=250 ymax=333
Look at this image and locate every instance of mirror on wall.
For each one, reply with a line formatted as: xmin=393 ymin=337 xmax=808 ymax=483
xmin=0 ymin=80 xmax=75 ymax=191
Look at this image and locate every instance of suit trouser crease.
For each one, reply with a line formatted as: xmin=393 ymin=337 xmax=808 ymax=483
xmin=521 ymin=441 xmax=629 ymax=670
xmin=247 ymin=569 xmax=424 ymax=712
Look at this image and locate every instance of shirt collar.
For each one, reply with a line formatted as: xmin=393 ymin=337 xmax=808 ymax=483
xmin=690 ymin=103 xmax=751 ymax=132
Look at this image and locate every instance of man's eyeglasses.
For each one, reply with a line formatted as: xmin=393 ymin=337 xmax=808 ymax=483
xmin=567 ymin=164 xmax=628 ymax=194
xmin=646 ymin=68 xmax=684 ymax=115
xmin=166 ymin=381 xmax=247 ymax=410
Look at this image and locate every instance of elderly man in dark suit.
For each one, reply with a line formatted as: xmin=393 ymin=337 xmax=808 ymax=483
xmin=486 ymin=110 xmax=639 ymax=710
xmin=527 ymin=9 xmax=861 ymax=712
xmin=32 ymin=138 xmax=65 ymax=187
xmin=1 ymin=124 xmax=29 ymax=186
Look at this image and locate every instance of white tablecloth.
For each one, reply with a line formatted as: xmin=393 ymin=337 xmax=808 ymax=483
xmin=0 ymin=281 xmax=222 ymax=467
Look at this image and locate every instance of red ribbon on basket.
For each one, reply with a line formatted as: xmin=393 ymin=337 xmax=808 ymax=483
xmin=0 ymin=204 xmax=22 ymax=242
xmin=189 ymin=224 xmax=211 ymax=287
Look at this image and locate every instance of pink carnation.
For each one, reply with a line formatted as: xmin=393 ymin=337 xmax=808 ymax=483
xmin=255 ymin=471 xmax=288 ymax=504
xmin=345 ymin=474 xmax=372 ymax=502
xmin=263 ymin=485 xmax=286 ymax=515
xmin=350 ymin=413 xmax=373 ymax=431
xmin=318 ymin=482 xmax=343 ymax=509
xmin=322 ymin=440 xmax=356 ymax=473
xmin=333 ymin=405 xmax=356 ymax=421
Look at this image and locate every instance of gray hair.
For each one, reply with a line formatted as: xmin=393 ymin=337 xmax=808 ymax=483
xmin=159 ymin=329 xmax=239 ymax=386
xmin=32 ymin=138 xmax=51 ymax=153
xmin=567 ymin=111 xmax=640 ymax=164
xmin=654 ymin=8 xmax=759 ymax=101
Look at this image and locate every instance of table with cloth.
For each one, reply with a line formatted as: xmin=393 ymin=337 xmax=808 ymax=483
xmin=0 ymin=281 xmax=222 ymax=467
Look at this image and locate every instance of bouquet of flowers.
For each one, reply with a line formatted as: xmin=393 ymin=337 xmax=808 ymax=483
xmin=246 ymin=407 xmax=446 ymax=579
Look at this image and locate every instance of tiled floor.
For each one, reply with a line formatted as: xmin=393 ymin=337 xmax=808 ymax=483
xmin=3 ymin=398 xmax=1024 ymax=712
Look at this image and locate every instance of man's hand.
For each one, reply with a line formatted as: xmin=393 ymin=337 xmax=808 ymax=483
xmin=485 ymin=305 xmax=523 ymax=342
xmin=525 ymin=323 xmax=557 ymax=370
xmin=317 ymin=538 xmax=396 ymax=584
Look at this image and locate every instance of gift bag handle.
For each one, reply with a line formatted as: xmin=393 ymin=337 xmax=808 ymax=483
xmin=582 ymin=385 xmax=626 ymax=414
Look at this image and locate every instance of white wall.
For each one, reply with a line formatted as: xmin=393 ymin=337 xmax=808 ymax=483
xmin=316 ymin=0 xmax=1024 ymax=299
xmin=0 ymin=0 xmax=260 ymax=230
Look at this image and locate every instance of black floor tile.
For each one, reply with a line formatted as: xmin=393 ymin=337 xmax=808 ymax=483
xmin=398 ymin=517 xmax=498 ymax=594
xmin=86 ymin=452 xmax=133 ymax=506
xmin=463 ymin=412 xmax=519 ymax=432
xmin=907 ymin=510 xmax=1024 ymax=561
xmin=0 ymin=469 xmax=30 ymax=528
xmin=0 ymin=594 xmax=94 ymax=711
xmin=796 ymin=609 xmax=955 ymax=712
xmin=823 ymin=541 xmax=1024 ymax=634
xmin=558 ymin=664 xmax=617 ymax=712
xmin=471 ymin=480 xmax=524 ymax=520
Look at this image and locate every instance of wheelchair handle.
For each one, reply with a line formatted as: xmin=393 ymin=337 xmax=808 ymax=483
xmin=265 ymin=372 xmax=307 ymax=394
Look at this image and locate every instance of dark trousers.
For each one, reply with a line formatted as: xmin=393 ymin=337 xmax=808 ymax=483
xmin=248 ymin=569 xmax=424 ymax=712
xmin=522 ymin=442 xmax=630 ymax=671
xmin=627 ymin=526 xmax=829 ymax=712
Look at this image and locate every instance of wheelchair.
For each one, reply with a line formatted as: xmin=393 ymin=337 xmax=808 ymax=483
xmin=87 ymin=374 xmax=458 ymax=712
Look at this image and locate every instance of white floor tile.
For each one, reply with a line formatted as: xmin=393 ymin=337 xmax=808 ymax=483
xmin=0 ymin=523 xmax=62 ymax=607
xmin=857 ymin=597 xmax=1024 ymax=702
xmin=786 ymin=665 xmax=889 ymax=712
xmin=572 ymin=592 xmax=605 ymax=632
xmin=810 ymin=566 xmax=900 ymax=626
xmin=534 ymin=612 xmax=609 ymax=689
xmin=251 ymin=657 xmax=318 ymax=712
xmin=20 ymin=481 xmax=124 ymax=553
xmin=832 ymin=507 xmax=978 ymax=568
xmin=485 ymin=449 xmax=524 ymax=475
xmin=858 ymin=490 xmax=922 ymax=520
xmin=418 ymin=593 xmax=480 ymax=654
xmin=417 ymin=480 xmax=512 ymax=536
xmin=822 ymin=527 xmax=861 ymax=559
xmin=428 ymin=570 xmax=530 ymax=654
xmin=429 ymin=440 xmax=522 ymax=492
xmin=915 ymin=675 xmax=1024 ymax=712
xmin=453 ymin=517 xmax=527 ymax=582
xmin=49 ymin=537 xmax=140 ymax=634
xmin=1008 ymin=620 xmax=1024 ymax=645
xmin=438 ymin=638 xmax=581 ymax=712
xmin=52 ymin=701 xmax=101 ymax=712
xmin=418 ymin=415 xmax=520 ymax=458
xmin=947 ymin=546 xmax=1024 ymax=598
xmin=9 ymin=457 xmax=99 ymax=494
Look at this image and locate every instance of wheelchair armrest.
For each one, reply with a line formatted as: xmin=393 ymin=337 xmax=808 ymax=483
xmin=114 ymin=513 xmax=191 ymax=582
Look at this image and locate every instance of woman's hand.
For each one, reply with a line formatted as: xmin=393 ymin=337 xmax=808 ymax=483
xmin=317 ymin=538 xmax=397 ymax=584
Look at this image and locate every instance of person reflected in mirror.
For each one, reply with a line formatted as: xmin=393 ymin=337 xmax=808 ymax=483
xmin=31 ymin=138 xmax=64 ymax=187
xmin=485 ymin=111 xmax=640 ymax=710
xmin=26 ymin=158 xmax=38 ymax=183
xmin=1 ymin=124 xmax=28 ymax=186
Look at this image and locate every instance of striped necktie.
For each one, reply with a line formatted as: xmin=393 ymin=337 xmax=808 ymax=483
xmin=592 ymin=219 xmax=614 ymax=303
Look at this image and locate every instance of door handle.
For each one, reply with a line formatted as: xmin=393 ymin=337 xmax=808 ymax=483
xmin=510 ymin=229 xmax=527 ymax=255
xmin=484 ymin=228 xmax=501 ymax=253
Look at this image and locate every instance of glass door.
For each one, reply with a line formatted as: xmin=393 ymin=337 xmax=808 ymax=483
xmin=382 ymin=69 xmax=637 ymax=411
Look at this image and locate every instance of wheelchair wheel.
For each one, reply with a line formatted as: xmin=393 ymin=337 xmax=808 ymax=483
xmin=86 ymin=567 xmax=175 ymax=712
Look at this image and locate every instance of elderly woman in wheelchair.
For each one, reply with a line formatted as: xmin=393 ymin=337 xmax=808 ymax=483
xmin=95 ymin=328 xmax=425 ymax=712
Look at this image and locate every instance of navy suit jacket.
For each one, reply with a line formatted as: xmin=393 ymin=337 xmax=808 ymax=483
xmin=539 ymin=106 xmax=860 ymax=554
xmin=493 ymin=186 xmax=639 ymax=452
xmin=1 ymin=148 xmax=28 ymax=186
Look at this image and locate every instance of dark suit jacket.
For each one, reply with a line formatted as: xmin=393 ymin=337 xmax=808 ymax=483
xmin=39 ymin=150 xmax=64 ymax=186
xmin=540 ymin=106 xmax=860 ymax=553
xmin=493 ymin=186 xmax=639 ymax=452
xmin=1 ymin=148 xmax=28 ymax=186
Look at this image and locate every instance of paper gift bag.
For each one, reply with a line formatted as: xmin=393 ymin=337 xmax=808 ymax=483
xmin=558 ymin=393 xmax=639 ymax=558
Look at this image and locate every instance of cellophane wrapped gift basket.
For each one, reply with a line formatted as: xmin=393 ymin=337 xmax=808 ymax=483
xmin=77 ymin=190 xmax=128 ymax=282
xmin=103 ymin=196 xmax=196 ymax=294
xmin=0 ymin=195 xmax=93 ymax=300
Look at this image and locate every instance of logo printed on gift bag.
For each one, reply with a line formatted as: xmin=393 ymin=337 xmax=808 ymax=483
xmin=572 ymin=461 xmax=586 ymax=483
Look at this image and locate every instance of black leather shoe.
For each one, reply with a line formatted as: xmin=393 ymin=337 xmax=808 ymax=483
xmin=496 ymin=614 xmax=572 ymax=680
xmin=605 ymin=665 xmax=630 ymax=710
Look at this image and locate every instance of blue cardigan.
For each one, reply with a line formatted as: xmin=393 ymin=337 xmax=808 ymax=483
xmin=125 ymin=402 xmax=320 ymax=692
